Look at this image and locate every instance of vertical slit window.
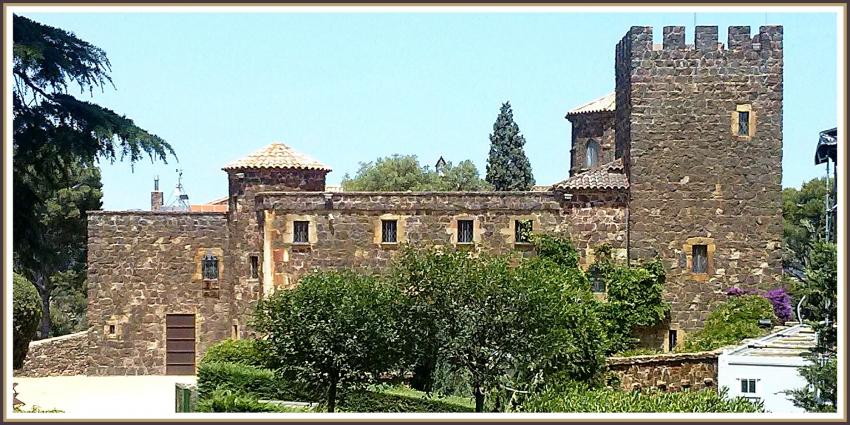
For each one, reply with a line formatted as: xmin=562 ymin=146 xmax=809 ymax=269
xmin=293 ymin=221 xmax=309 ymax=243
xmin=458 ymin=220 xmax=474 ymax=244
xmin=692 ymin=244 xmax=708 ymax=273
xmin=668 ymin=330 xmax=678 ymax=352
xmin=249 ymin=255 xmax=259 ymax=279
xmin=586 ymin=139 xmax=600 ymax=168
xmin=738 ymin=111 xmax=750 ymax=136
xmin=381 ymin=220 xmax=398 ymax=243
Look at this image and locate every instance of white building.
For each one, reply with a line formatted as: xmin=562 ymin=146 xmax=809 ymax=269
xmin=718 ymin=324 xmax=817 ymax=413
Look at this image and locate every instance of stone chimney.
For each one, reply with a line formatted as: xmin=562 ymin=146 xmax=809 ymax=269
xmin=151 ymin=176 xmax=163 ymax=211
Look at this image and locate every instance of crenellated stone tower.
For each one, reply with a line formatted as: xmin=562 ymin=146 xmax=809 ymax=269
xmin=615 ymin=25 xmax=784 ymax=345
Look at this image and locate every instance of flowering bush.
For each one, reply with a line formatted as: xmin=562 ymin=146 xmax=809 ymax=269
xmin=765 ymin=288 xmax=793 ymax=322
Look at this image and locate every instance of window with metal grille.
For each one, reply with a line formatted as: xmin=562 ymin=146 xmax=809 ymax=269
xmin=249 ymin=255 xmax=259 ymax=279
xmin=202 ymin=254 xmax=219 ymax=280
xmin=381 ymin=220 xmax=398 ymax=243
xmin=692 ymin=244 xmax=708 ymax=273
xmin=586 ymin=139 xmax=599 ymax=168
xmin=457 ymin=220 xmax=474 ymax=244
xmin=293 ymin=221 xmax=309 ymax=243
xmin=738 ymin=111 xmax=750 ymax=136
xmin=515 ymin=220 xmax=533 ymax=243
xmin=591 ymin=276 xmax=606 ymax=293
xmin=740 ymin=379 xmax=757 ymax=394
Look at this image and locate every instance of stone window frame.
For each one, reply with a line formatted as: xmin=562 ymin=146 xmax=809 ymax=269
xmin=282 ymin=215 xmax=319 ymax=248
xmin=248 ymin=254 xmax=260 ymax=280
xmin=682 ymin=237 xmax=715 ymax=282
xmin=501 ymin=215 xmax=539 ymax=249
xmin=193 ymin=247 xmax=225 ymax=286
xmin=731 ymin=104 xmax=756 ymax=141
xmin=373 ymin=214 xmax=407 ymax=248
xmin=104 ymin=321 xmax=123 ymax=340
xmin=447 ymin=215 xmax=483 ymax=247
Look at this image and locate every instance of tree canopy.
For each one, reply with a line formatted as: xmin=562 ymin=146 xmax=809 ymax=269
xmin=340 ymin=154 xmax=491 ymax=191
xmin=13 ymin=15 xmax=174 ymax=336
xmin=485 ymin=102 xmax=535 ymax=191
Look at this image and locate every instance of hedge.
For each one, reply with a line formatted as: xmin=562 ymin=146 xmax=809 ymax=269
xmin=196 ymin=389 xmax=308 ymax=413
xmin=335 ymin=387 xmax=474 ymax=413
xmin=197 ymin=361 xmax=319 ymax=402
xmin=200 ymin=339 xmax=267 ymax=367
xmin=13 ymin=273 xmax=42 ymax=369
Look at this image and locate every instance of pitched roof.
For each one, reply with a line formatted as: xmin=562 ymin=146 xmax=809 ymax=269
xmin=566 ymin=92 xmax=616 ymax=116
xmin=222 ymin=143 xmax=331 ymax=172
xmin=552 ymin=159 xmax=628 ymax=191
xmin=725 ymin=324 xmax=818 ymax=358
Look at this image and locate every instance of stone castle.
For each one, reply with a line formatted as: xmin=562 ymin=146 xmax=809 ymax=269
xmin=19 ymin=25 xmax=784 ymax=376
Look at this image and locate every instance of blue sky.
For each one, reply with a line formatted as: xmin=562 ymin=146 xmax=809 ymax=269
xmin=21 ymin=10 xmax=839 ymax=210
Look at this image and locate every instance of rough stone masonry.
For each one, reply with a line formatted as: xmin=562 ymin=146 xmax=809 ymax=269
xmin=17 ymin=25 xmax=783 ymax=376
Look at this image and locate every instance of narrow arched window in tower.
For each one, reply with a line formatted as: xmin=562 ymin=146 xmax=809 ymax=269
xmin=586 ymin=139 xmax=599 ymax=168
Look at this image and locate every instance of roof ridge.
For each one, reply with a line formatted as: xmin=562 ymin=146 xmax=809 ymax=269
xmin=222 ymin=142 xmax=332 ymax=172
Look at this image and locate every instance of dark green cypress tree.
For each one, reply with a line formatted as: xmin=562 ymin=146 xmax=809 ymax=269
xmin=485 ymin=102 xmax=535 ymax=191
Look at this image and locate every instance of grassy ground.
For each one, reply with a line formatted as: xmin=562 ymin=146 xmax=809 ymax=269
xmin=376 ymin=385 xmax=475 ymax=410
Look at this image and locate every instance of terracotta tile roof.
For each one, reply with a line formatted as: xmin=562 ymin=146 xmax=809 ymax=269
xmin=222 ymin=143 xmax=331 ymax=172
xmin=189 ymin=204 xmax=229 ymax=213
xmin=552 ymin=159 xmax=628 ymax=191
xmin=566 ymin=92 xmax=615 ymax=116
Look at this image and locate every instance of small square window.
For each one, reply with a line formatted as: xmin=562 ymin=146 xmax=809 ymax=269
xmin=692 ymin=244 xmax=708 ymax=273
xmin=249 ymin=255 xmax=259 ymax=279
xmin=515 ymin=220 xmax=533 ymax=243
xmin=738 ymin=111 xmax=750 ymax=136
xmin=382 ymin=220 xmax=398 ymax=243
xmin=202 ymin=254 xmax=219 ymax=280
xmin=740 ymin=379 xmax=757 ymax=394
xmin=293 ymin=221 xmax=309 ymax=243
xmin=457 ymin=220 xmax=474 ymax=244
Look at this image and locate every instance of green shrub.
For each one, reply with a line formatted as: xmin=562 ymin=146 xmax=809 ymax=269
xmin=335 ymin=386 xmax=474 ymax=413
xmin=197 ymin=361 xmax=319 ymax=402
xmin=13 ymin=273 xmax=42 ymax=369
xmin=196 ymin=388 xmax=306 ymax=413
xmin=201 ymin=339 xmax=267 ymax=367
xmin=680 ymin=295 xmax=776 ymax=352
xmin=519 ymin=382 xmax=763 ymax=413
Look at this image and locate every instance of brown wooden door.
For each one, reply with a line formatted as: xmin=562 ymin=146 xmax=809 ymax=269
xmin=166 ymin=314 xmax=196 ymax=375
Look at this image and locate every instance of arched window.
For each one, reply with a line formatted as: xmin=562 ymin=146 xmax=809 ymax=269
xmin=586 ymin=139 xmax=600 ymax=168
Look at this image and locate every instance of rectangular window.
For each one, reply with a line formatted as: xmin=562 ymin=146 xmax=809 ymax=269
xmin=293 ymin=221 xmax=309 ymax=243
xmin=109 ymin=325 xmax=116 ymax=335
xmin=668 ymin=330 xmax=678 ymax=352
xmin=202 ymin=254 xmax=219 ymax=280
xmin=692 ymin=244 xmax=708 ymax=273
xmin=232 ymin=324 xmax=239 ymax=339
xmin=457 ymin=220 xmax=474 ymax=244
xmin=738 ymin=111 xmax=750 ymax=136
xmin=515 ymin=220 xmax=533 ymax=243
xmin=591 ymin=275 xmax=606 ymax=293
xmin=381 ymin=220 xmax=398 ymax=243
xmin=249 ymin=255 xmax=259 ymax=279
xmin=740 ymin=379 xmax=757 ymax=394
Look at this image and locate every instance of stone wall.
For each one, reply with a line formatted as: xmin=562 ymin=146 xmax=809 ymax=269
xmin=255 ymin=190 xmax=627 ymax=291
xmin=226 ymin=168 xmax=329 ymax=338
xmin=567 ymin=111 xmax=616 ymax=177
xmin=607 ymin=351 xmax=720 ymax=392
xmin=15 ymin=331 xmax=90 ymax=377
xmin=616 ymin=26 xmax=784 ymax=332
xmin=86 ymin=211 xmax=230 ymax=375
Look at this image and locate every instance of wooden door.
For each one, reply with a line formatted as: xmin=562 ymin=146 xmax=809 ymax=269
xmin=165 ymin=314 xmax=196 ymax=375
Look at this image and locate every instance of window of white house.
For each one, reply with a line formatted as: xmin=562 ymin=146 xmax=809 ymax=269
xmin=586 ymin=139 xmax=599 ymax=168
xmin=249 ymin=255 xmax=259 ymax=279
xmin=293 ymin=221 xmax=310 ymax=244
xmin=202 ymin=253 xmax=219 ymax=280
xmin=692 ymin=244 xmax=708 ymax=273
xmin=515 ymin=220 xmax=533 ymax=244
xmin=738 ymin=111 xmax=750 ymax=136
xmin=458 ymin=220 xmax=474 ymax=244
xmin=740 ymin=379 xmax=757 ymax=394
xmin=382 ymin=219 xmax=398 ymax=243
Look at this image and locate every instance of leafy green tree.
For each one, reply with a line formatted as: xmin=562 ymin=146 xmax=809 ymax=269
xmin=13 ymin=15 xmax=173 ymax=336
xmin=253 ymin=270 xmax=406 ymax=412
xmin=485 ymin=102 xmax=535 ymax=191
xmin=786 ymin=242 xmax=837 ymax=412
xmin=340 ymin=155 xmax=490 ymax=191
xmin=679 ymin=295 xmax=776 ymax=352
xmin=13 ymin=273 xmax=42 ymax=369
xmin=782 ymin=178 xmax=832 ymax=280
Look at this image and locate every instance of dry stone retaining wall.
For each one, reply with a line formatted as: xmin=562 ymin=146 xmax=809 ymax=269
xmin=607 ymin=351 xmax=720 ymax=392
xmin=15 ymin=331 xmax=90 ymax=377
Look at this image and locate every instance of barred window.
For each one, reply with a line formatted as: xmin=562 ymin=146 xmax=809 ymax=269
xmin=457 ymin=220 xmax=474 ymax=244
xmin=692 ymin=244 xmax=708 ymax=273
xmin=293 ymin=221 xmax=309 ymax=243
xmin=381 ymin=220 xmax=398 ymax=243
xmin=202 ymin=254 xmax=219 ymax=280
xmin=515 ymin=220 xmax=533 ymax=243
xmin=738 ymin=111 xmax=750 ymax=136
